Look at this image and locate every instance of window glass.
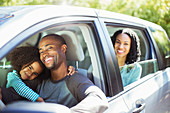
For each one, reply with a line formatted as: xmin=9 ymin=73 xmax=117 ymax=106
xmin=106 ymin=25 xmax=159 ymax=87
xmin=40 ymin=24 xmax=105 ymax=90
xmin=40 ymin=24 xmax=92 ymax=71
xmin=0 ymin=23 xmax=104 ymax=91
xmin=106 ymin=26 xmax=149 ymax=61
xmin=149 ymin=27 xmax=170 ymax=67
xmin=0 ymin=57 xmax=12 ymax=87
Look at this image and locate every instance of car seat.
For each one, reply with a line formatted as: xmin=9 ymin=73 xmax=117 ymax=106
xmin=56 ymin=31 xmax=93 ymax=81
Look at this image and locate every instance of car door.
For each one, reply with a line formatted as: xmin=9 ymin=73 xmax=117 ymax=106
xmin=35 ymin=16 xmax=129 ymax=113
xmin=98 ymin=13 xmax=170 ymax=113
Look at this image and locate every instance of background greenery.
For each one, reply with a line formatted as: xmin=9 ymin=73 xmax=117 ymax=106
xmin=0 ymin=0 xmax=170 ymax=38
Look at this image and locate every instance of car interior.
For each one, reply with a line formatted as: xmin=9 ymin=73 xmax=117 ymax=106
xmin=0 ymin=24 xmax=94 ymax=89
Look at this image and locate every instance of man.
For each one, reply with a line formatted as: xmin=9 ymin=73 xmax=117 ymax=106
xmin=0 ymin=34 xmax=108 ymax=112
xmin=37 ymin=34 xmax=108 ymax=112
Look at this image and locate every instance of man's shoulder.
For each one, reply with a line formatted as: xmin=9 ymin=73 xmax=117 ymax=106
xmin=67 ymin=72 xmax=89 ymax=81
xmin=65 ymin=72 xmax=93 ymax=85
xmin=73 ymin=72 xmax=85 ymax=77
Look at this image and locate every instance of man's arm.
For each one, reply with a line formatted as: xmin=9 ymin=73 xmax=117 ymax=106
xmin=65 ymin=73 xmax=108 ymax=113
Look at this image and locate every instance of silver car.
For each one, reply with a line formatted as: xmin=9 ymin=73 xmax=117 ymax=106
xmin=0 ymin=5 xmax=170 ymax=113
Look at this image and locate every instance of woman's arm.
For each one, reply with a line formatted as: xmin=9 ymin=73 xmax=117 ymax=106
xmin=130 ymin=63 xmax=142 ymax=83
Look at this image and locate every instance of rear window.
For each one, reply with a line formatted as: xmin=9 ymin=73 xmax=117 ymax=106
xmin=149 ymin=27 xmax=170 ymax=67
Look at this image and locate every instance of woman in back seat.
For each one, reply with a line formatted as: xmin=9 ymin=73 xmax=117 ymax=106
xmin=111 ymin=28 xmax=142 ymax=87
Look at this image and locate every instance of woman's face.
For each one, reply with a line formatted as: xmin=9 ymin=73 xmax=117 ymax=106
xmin=19 ymin=61 xmax=43 ymax=80
xmin=114 ymin=33 xmax=131 ymax=58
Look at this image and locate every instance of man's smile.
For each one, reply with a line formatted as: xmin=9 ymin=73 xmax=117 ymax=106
xmin=44 ymin=57 xmax=53 ymax=64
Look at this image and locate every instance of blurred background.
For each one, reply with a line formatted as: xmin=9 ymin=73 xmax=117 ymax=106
xmin=0 ymin=0 xmax=170 ymax=38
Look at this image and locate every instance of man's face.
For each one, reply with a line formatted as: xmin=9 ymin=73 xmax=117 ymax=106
xmin=38 ymin=37 xmax=65 ymax=70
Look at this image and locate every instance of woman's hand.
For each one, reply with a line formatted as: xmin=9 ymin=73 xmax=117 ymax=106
xmin=68 ymin=66 xmax=77 ymax=75
xmin=36 ymin=97 xmax=44 ymax=102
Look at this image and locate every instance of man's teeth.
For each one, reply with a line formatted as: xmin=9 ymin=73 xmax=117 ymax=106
xmin=45 ymin=57 xmax=52 ymax=62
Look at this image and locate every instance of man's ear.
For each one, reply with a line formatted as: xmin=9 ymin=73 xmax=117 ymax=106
xmin=61 ymin=44 xmax=67 ymax=53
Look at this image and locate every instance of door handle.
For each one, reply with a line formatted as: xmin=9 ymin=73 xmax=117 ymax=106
xmin=132 ymin=99 xmax=145 ymax=113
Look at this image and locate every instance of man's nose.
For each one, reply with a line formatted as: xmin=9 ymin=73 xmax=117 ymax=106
xmin=42 ymin=50 xmax=49 ymax=57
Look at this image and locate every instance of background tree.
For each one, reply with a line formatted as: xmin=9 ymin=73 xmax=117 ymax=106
xmin=0 ymin=0 xmax=12 ymax=6
xmin=133 ymin=0 xmax=170 ymax=37
xmin=0 ymin=0 xmax=169 ymax=37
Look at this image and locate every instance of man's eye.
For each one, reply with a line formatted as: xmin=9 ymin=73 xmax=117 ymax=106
xmin=47 ymin=47 xmax=52 ymax=50
xmin=29 ymin=66 xmax=32 ymax=70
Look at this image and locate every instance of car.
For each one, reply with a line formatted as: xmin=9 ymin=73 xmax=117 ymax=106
xmin=0 ymin=5 xmax=170 ymax=113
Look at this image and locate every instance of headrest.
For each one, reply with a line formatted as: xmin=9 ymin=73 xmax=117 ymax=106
xmin=56 ymin=31 xmax=84 ymax=61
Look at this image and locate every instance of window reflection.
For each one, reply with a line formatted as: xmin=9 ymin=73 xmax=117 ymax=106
xmin=150 ymin=27 xmax=170 ymax=67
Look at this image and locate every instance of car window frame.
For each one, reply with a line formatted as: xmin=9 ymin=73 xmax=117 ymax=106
xmin=98 ymin=18 xmax=162 ymax=92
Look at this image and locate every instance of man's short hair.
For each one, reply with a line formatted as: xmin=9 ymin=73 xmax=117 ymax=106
xmin=42 ymin=34 xmax=66 ymax=45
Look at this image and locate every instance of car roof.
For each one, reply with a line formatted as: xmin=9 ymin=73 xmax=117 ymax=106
xmin=97 ymin=9 xmax=163 ymax=30
xmin=0 ymin=5 xmax=97 ymax=49
xmin=0 ymin=5 xmax=164 ymax=49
